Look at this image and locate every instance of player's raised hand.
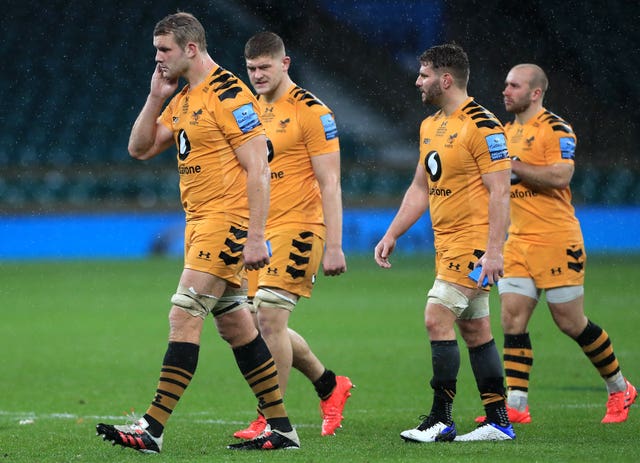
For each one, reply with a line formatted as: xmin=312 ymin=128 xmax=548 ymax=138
xmin=150 ymin=64 xmax=179 ymax=99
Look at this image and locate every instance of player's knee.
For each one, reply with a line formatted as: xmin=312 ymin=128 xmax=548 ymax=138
xmin=171 ymin=285 xmax=218 ymax=319
xmin=254 ymin=288 xmax=296 ymax=312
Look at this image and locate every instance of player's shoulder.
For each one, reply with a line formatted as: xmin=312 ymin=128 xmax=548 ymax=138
xmin=206 ymin=66 xmax=254 ymax=104
xmin=288 ymin=85 xmax=331 ymax=113
xmin=422 ymin=109 xmax=444 ymax=125
xmin=460 ymin=99 xmax=503 ymax=131
xmin=536 ymin=109 xmax=574 ymax=135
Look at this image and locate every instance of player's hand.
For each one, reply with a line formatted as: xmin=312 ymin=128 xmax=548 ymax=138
xmin=322 ymin=247 xmax=347 ymax=276
xmin=476 ymin=250 xmax=504 ymax=287
xmin=150 ymin=64 xmax=179 ymax=99
xmin=243 ymin=239 xmax=270 ymax=271
xmin=374 ymin=237 xmax=395 ymax=269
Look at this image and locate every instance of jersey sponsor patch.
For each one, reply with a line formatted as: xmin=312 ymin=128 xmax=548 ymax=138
xmin=232 ymin=103 xmax=261 ymax=133
xmin=559 ymin=137 xmax=576 ymax=159
xmin=320 ymin=113 xmax=338 ymax=140
xmin=485 ymin=133 xmax=509 ymax=161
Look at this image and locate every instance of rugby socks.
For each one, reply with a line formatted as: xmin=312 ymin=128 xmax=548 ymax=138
xmin=429 ymin=340 xmax=460 ymax=424
xmin=233 ymin=334 xmax=293 ymax=433
xmin=503 ymin=333 xmax=533 ymax=409
xmin=469 ymin=339 xmax=510 ymax=427
xmin=144 ymin=341 xmax=199 ymax=437
xmin=313 ymin=369 xmax=337 ymax=400
xmin=575 ymin=320 xmax=626 ymax=393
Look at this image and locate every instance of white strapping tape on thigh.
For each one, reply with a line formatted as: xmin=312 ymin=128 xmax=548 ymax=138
xmin=427 ymin=280 xmax=469 ymax=312
xmin=253 ymin=288 xmax=296 ymax=311
xmin=171 ymin=285 xmax=218 ymax=319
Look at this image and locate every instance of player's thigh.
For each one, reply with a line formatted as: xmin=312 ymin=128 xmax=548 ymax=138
xmin=433 ymin=247 xmax=484 ymax=290
xmin=526 ymin=239 xmax=586 ymax=289
xmin=258 ymin=229 xmax=324 ymax=298
xmin=183 ymin=217 xmax=248 ymax=288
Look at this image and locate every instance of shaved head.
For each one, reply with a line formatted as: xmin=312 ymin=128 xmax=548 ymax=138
xmin=511 ymin=64 xmax=548 ymax=95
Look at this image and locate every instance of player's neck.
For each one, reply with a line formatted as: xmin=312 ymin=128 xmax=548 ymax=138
xmin=262 ymin=75 xmax=293 ymax=104
xmin=185 ymin=54 xmax=216 ymax=89
xmin=440 ymin=91 xmax=469 ymax=117
xmin=515 ymin=102 xmax=542 ymax=125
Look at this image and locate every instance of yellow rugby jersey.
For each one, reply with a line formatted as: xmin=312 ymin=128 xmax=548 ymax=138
xmin=505 ymin=108 xmax=581 ymax=239
xmin=159 ymin=65 xmax=265 ymax=221
xmin=419 ymin=97 xmax=511 ymax=250
xmin=257 ymin=84 xmax=340 ymax=236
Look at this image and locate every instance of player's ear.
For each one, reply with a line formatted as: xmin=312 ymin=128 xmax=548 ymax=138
xmin=532 ymin=87 xmax=543 ymax=101
xmin=282 ymin=56 xmax=291 ymax=71
xmin=184 ymin=42 xmax=198 ymax=58
xmin=441 ymin=73 xmax=452 ymax=89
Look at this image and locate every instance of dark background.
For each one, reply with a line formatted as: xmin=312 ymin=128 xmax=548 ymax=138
xmin=2 ymin=0 xmax=638 ymax=213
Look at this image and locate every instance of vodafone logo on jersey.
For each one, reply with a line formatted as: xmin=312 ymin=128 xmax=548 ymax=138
xmin=424 ymin=150 xmax=442 ymax=182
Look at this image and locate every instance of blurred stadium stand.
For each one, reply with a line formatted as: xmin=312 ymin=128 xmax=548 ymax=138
xmin=1 ymin=0 xmax=638 ymax=214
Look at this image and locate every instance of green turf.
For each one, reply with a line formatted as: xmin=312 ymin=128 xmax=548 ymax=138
xmin=1 ymin=254 xmax=638 ymax=462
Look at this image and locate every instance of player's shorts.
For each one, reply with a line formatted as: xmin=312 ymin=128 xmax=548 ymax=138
xmin=434 ymin=247 xmax=487 ymax=291
xmin=503 ymin=236 xmax=586 ymax=289
xmin=248 ymin=229 xmax=324 ymax=299
xmin=183 ymin=216 xmax=248 ymax=287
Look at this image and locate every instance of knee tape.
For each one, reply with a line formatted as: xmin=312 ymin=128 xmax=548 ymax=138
xmin=546 ymin=285 xmax=584 ymax=304
xmin=212 ymin=287 xmax=250 ymax=318
xmin=171 ymin=285 xmax=218 ymax=319
xmin=497 ymin=277 xmax=540 ymax=300
xmin=427 ymin=280 xmax=469 ymax=315
xmin=253 ymin=288 xmax=296 ymax=312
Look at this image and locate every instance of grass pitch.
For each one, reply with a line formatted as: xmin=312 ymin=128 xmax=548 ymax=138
xmin=1 ymin=254 xmax=638 ymax=462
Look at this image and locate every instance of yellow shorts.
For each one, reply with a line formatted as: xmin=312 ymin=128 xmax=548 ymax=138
xmin=503 ymin=236 xmax=586 ymax=289
xmin=434 ymin=247 xmax=486 ymax=290
xmin=247 ymin=229 xmax=324 ymax=298
xmin=183 ymin=216 xmax=248 ymax=287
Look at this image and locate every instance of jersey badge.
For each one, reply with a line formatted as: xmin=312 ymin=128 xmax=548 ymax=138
xmin=320 ymin=113 xmax=338 ymax=140
xmin=190 ymin=109 xmax=203 ymax=125
xmin=485 ymin=133 xmax=509 ymax=161
xmin=559 ymin=137 xmax=576 ymax=159
xmin=233 ymin=103 xmax=261 ymax=133
xmin=445 ymin=133 xmax=458 ymax=147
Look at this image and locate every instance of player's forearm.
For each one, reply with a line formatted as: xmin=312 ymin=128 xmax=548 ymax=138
xmin=513 ymin=160 xmax=572 ymax=190
xmin=245 ymin=163 xmax=270 ymax=243
xmin=385 ymin=185 xmax=429 ymax=240
xmin=321 ymin=183 xmax=344 ymax=250
xmin=128 ymin=95 xmax=166 ymax=159
xmin=486 ymin=183 xmax=510 ymax=254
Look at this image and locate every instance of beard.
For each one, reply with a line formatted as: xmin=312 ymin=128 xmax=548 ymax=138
xmin=505 ymin=97 xmax=531 ymax=115
xmin=421 ymin=81 xmax=443 ymax=106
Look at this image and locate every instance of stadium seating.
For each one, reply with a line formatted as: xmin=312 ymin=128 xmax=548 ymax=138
xmin=1 ymin=0 xmax=637 ymax=213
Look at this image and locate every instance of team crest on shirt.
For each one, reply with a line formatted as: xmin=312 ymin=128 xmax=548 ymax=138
xmin=190 ymin=109 xmax=203 ymax=125
xmin=277 ymin=118 xmax=290 ymax=133
xmin=445 ymin=133 xmax=458 ymax=147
